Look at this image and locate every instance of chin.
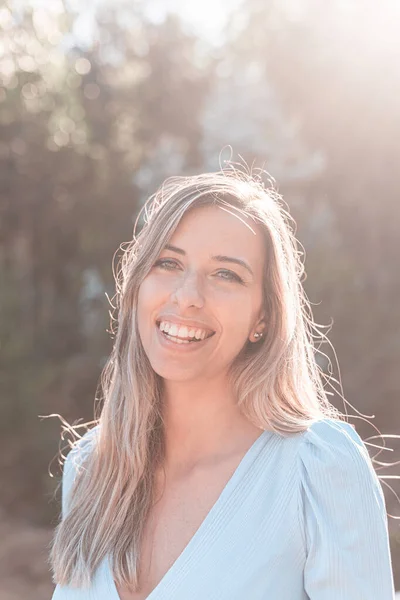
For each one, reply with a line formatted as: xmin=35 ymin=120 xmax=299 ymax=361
xmin=150 ymin=361 xmax=201 ymax=382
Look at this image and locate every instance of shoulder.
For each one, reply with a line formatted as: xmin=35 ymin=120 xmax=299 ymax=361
xmin=61 ymin=425 xmax=100 ymax=518
xmin=297 ymin=417 xmax=384 ymax=503
xmin=299 ymin=417 xmax=371 ymax=463
xmin=295 ymin=420 xmax=394 ymax=600
xmin=300 ymin=417 xmax=366 ymax=451
xmin=63 ymin=425 xmax=100 ymax=475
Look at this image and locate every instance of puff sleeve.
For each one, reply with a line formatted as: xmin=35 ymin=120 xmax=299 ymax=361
xmin=61 ymin=426 xmax=99 ymax=519
xmin=298 ymin=419 xmax=395 ymax=599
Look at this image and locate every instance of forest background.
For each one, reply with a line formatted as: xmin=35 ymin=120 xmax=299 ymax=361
xmin=1 ymin=0 xmax=400 ymax=597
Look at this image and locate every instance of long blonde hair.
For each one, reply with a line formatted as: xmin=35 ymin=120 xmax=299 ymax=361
xmin=50 ymin=168 xmax=344 ymax=589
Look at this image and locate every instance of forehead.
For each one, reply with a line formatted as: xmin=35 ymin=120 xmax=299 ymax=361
xmin=167 ymin=204 xmax=266 ymax=269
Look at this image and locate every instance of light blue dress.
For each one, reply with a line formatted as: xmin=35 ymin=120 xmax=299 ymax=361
xmin=51 ymin=418 xmax=395 ymax=599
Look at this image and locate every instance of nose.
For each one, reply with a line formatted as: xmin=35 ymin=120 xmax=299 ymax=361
xmin=170 ymin=271 xmax=205 ymax=309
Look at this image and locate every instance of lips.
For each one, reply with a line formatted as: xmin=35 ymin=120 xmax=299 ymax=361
xmin=155 ymin=319 xmax=216 ymax=340
xmin=157 ymin=322 xmax=215 ymax=341
xmin=155 ymin=322 xmax=215 ymax=351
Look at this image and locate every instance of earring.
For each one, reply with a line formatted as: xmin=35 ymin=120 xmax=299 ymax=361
xmin=254 ymin=332 xmax=263 ymax=339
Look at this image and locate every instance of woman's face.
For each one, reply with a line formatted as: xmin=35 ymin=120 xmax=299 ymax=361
xmin=137 ymin=204 xmax=266 ymax=383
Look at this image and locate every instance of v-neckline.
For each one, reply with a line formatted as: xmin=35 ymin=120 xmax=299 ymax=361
xmin=106 ymin=428 xmax=270 ymax=600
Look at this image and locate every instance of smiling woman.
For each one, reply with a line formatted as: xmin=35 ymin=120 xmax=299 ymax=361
xmin=136 ymin=203 xmax=266 ymax=385
xmin=49 ymin=169 xmax=395 ymax=599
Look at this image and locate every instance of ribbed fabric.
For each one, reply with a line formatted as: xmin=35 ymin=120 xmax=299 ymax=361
xmin=51 ymin=418 xmax=395 ymax=599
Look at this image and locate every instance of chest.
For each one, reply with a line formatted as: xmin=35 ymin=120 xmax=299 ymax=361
xmin=115 ymin=458 xmax=242 ymax=600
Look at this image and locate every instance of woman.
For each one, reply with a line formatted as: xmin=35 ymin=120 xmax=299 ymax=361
xmin=50 ymin=169 xmax=395 ymax=599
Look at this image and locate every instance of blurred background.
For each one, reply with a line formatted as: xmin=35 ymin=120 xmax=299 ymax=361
xmin=0 ymin=0 xmax=399 ymax=597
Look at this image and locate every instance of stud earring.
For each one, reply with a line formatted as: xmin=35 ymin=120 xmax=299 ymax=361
xmin=254 ymin=332 xmax=263 ymax=339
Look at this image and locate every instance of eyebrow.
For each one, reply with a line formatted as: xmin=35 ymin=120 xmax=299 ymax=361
xmin=163 ymin=244 xmax=254 ymax=277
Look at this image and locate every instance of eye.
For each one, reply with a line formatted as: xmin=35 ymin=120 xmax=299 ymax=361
xmin=216 ymin=270 xmax=244 ymax=284
xmin=153 ymin=260 xmax=244 ymax=284
xmin=153 ymin=258 xmax=180 ymax=270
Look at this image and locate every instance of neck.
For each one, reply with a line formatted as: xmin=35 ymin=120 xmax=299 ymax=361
xmin=159 ymin=375 xmax=262 ymax=476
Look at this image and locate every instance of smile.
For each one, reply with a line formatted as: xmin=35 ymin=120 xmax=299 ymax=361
xmin=156 ymin=320 xmax=215 ymax=342
xmin=155 ymin=320 xmax=215 ymax=349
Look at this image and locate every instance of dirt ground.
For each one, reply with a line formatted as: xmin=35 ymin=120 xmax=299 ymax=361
xmin=0 ymin=509 xmax=54 ymax=600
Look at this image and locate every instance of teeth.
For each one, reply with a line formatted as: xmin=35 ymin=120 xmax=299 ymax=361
xmin=158 ymin=320 xmax=212 ymax=341
xmin=169 ymin=324 xmax=178 ymax=336
xmin=174 ymin=337 xmax=189 ymax=344
xmin=164 ymin=332 xmax=192 ymax=344
xmin=177 ymin=325 xmax=189 ymax=338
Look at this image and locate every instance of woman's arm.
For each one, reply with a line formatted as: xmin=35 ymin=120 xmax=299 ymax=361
xmin=298 ymin=419 xmax=395 ymax=599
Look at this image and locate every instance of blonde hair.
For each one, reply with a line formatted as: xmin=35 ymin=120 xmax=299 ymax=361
xmin=50 ymin=168 xmax=344 ymax=590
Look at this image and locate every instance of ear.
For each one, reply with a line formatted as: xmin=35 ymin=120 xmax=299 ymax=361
xmin=249 ymin=316 xmax=266 ymax=343
xmin=256 ymin=311 xmax=266 ymax=330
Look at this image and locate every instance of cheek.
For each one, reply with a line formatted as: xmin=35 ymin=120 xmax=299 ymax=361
xmin=217 ymin=298 xmax=253 ymax=338
xmin=137 ymin=280 xmax=156 ymax=329
xmin=221 ymin=291 xmax=262 ymax=337
xmin=137 ymin=276 xmax=169 ymax=333
xmin=138 ymin=277 xmax=162 ymax=309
